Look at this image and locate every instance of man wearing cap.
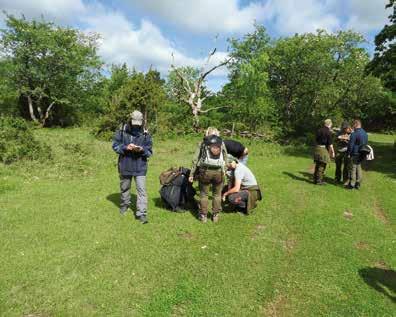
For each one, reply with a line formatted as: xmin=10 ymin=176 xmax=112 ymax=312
xmin=335 ymin=121 xmax=352 ymax=184
xmin=112 ymin=110 xmax=153 ymax=224
xmin=313 ymin=119 xmax=335 ymax=185
xmin=222 ymin=155 xmax=262 ymax=214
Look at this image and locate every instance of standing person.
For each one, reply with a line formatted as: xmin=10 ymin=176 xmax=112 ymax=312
xmin=112 ymin=110 xmax=153 ymax=224
xmin=222 ymin=155 xmax=262 ymax=214
xmin=346 ymin=119 xmax=368 ymax=190
xmin=223 ymin=139 xmax=249 ymax=165
xmin=335 ymin=121 xmax=353 ymax=185
xmin=189 ymin=127 xmax=227 ymax=223
xmin=313 ymin=119 xmax=335 ymax=185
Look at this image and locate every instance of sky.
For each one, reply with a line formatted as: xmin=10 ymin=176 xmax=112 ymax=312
xmin=0 ymin=0 xmax=392 ymax=91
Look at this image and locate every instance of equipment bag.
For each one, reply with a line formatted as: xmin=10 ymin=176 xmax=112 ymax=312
xmin=159 ymin=167 xmax=196 ymax=211
xmin=200 ymin=135 xmax=225 ymax=168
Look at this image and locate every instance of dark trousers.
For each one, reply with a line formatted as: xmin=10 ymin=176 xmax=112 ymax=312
xmin=314 ymin=161 xmax=327 ymax=183
xmin=228 ymin=190 xmax=249 ymax=209
xmin=198 ymin=169 xmax=223 ymax=215
xmin=335 ymin=151 xmax=351 ymax=183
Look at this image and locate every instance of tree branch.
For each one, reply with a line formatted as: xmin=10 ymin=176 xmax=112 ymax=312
xmin=199 ymin=105 xmax=230 ymax=114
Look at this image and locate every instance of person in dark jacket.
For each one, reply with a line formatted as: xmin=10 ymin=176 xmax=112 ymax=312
xmin=313 ymin=119 xmax=335 ymax=185
xmin=346 ymin=119 xmax=368 ymax=190
xmin=335 ymin=121 xmax=352 ymax=184
xmin=223 ymin=139 xmax=249 ymax=165
xmin=112 ymin=110 xmax=153 ymax=223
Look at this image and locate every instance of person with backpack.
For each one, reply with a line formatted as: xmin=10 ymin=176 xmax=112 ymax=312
xmin=346 ymin=119 xmax=368 ymax=190
xmin=112 ymin=110 xmax=153 ymax=224
xmin=189 ymin=127 xmax=227 ymax=223
xmin=222 ymin=155 xmax=262 ymax=214
xmin=223 ymin=139 xmax=249 ymax=165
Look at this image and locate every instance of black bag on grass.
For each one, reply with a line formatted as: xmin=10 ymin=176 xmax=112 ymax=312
xmin=159 ymin=167 xmax=196 ymax=212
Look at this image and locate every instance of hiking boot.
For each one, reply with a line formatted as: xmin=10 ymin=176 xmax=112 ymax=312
xmin=120 ymin=208 xmax=128 ymax=216
xmin=199 ymin=214 xmax=208 ymax=223
xmin=355 ymin=182 xmax=360 ymax=190
xmin=345 ymin=184 xmax=355 ymax=190
xmin=138 ymin=215 xmax=148 ymax=224
xmin=212 ymin=213 xmax=219 ymax=223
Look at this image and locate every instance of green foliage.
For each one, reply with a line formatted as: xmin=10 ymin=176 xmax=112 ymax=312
xmin=0 ymin=14 xmax=103 ymax=126
xmin=96 ymin=69 xmax=166 ymax=139
xmin=367 ymin=0 xmax=396 ymax=92
xmin=0 ymin=59 xmax=19 ymax=116
xmin=0 ymin=116 xmax=51 ymax=163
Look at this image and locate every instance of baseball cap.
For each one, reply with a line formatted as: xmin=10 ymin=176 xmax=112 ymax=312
xmin=130 ymin=110 xmax=143 ymax=126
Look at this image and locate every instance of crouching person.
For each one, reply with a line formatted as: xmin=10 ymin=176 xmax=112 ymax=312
xmin=112 ymin=110 xmax=153 ymax=224
xmin=189 ymin=127 xmax=227 ymax=223
xmin=222 ymin=155 xmax=262 ymax=214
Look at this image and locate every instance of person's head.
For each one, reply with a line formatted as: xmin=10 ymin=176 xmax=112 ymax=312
xmin=341 ymin=121 xmax=351 ymax=133
xmin=130 ymin=110 xmax=143 ymax=127
xmin=324 ymin=119 xmax=332 ymax=129
xmin=353 ymin=119 xmax=362 ymax=129
xmin=205 ymin=127 xmax=220 ymax=137
xmin=226 ymin=154 xmax=239 ymax=170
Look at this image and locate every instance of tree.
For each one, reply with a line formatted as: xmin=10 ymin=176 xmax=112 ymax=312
xmin=367 ymin=0 xmax=395 ymax=92
xmin=224 ymin=25 xmax=276 ymax=133
xmin=268 ymin=30 xmax=381 ymax=134
xmin=96 ymin=69 xmax=166 ymax=138
xmin=0 ymin=14 xmax=102 ymax=126
xmin=170 ymin=50 xmax=231 ymax=128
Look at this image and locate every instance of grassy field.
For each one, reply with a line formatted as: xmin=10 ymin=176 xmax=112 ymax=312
xmin=0 ymin=128 xmax=395 ymax=316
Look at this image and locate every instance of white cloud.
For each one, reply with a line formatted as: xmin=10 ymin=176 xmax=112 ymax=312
xmin=345 ymin=0 xmax=390 ymax=32
xmin=82 ymin=6 xmax=229 ymax=77
xmin=0 ymin=0 xmax=86 ymax=23
xmin=262 ymin=0 xmax=341 ymax=35
xmin=130 ymin=0 xmax=267 ymax=34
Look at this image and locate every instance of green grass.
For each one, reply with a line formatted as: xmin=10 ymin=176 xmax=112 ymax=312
xmin=0 ymin=128 xmax=395 ymax=316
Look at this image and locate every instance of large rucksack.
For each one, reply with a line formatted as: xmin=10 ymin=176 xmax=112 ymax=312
xmin=199 ymin=135 xmax=225 ymax=168
xmin=159 ymin=167 xmax=196 ymax=212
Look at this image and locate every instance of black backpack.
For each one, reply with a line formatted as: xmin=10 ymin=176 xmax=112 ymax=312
xmin=159 ymin=167 xmax=196 ymax=212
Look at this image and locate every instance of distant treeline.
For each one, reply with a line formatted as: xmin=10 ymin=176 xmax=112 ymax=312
xmin=0 ymin=3 xmax=395 ymax=140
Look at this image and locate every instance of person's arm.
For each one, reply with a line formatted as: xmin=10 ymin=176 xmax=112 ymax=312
xmin=347 ymin=132 xmax=356 ymax=156
xmin=139 ymin=135 xmax=153 ymax=158
xmin=112 ymin=129 xmax=127 ymax=155
xmin=329 ymin=144 xmax=335 ymax=158
xmin=189 ymin=143 xmax=202 ymax=182
xmin=222 ymin=179 xmax=242 ymax=201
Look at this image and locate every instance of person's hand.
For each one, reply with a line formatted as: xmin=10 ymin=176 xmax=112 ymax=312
xmin=126 ymin=144 xmax=135 ymax=151
xmin=188 ymin=176 xmax=194 ymax=183
xmin=222 ymin=194 xmax=227 ymax=202
xmin=133 ymin=146 xmax=143 ymax=152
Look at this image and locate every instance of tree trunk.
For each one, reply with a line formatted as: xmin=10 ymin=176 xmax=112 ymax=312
xmin=27 ymin=95 xmax=39 ymax=124
xmin=41 ymin=102 xmax=55 ymax=127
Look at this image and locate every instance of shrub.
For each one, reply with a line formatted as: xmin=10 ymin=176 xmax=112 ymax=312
xmin=0 ymin=116 xmax=51 ymax=164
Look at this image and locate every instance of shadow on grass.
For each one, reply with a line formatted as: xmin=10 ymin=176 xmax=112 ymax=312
xmin=282 ymin=140 xmax=396 ymax=180
xmin=359 ymin=267 xmax=396 ymax=303
xmin=106 ymin=193 xmax=136 ymax=211
xmin=153 ymin=196 xmax=200 ymax=220
xmin=363 ymin=141 xmax=396 ymax=179
xmin=282 ymin=171 xmax=338 ymax=186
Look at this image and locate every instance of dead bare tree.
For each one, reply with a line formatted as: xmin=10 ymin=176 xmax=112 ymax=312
xmin=170 ymin=49 xmax=232 ymax=128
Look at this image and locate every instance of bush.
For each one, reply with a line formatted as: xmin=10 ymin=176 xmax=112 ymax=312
xmin=0 ymin=116 xmax=51 ymax=164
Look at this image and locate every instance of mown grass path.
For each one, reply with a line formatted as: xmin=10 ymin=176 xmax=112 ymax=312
xmin=0 ymin=129 xmax=395 ymax=316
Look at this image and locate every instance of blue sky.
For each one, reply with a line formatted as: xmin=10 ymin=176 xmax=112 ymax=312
xmin=0 ymin=0 xmax=392 ymax=91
